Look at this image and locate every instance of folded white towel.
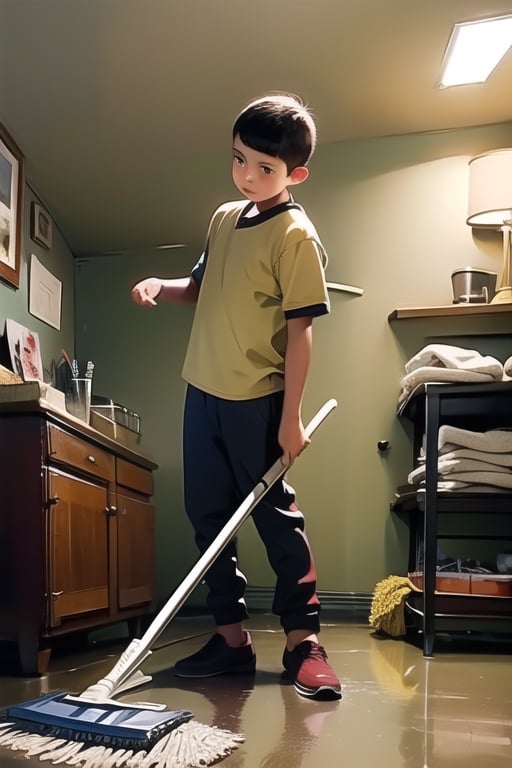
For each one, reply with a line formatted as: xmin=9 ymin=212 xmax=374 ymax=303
xmin=505 ymin=356 xmax=512 ymax=378
xmin=444 ymin=471 xmax=512 ymax=489
xmin=398 ymin=344 xmax=507 ymax=411
xmin=439 ymin=457 xmax=512 ymax=475
xmin=404 ymin=344 xmax=503 ymax=378
xmin=438 ymin=425 xmax=512 ymax=453
xmin=408 ymin=458 xmax=512 ymax=485
xmin=425 ymin=479 xmax=471 ymax=490
xmin=440 ymin=484 xmax=508 ymax=493
xmin=438 ymin=447 xmax=512 ymax=467
xmin=417 ymin=481 xmax=507 ymax=493
xmin=398 ymin=367 xmax=494 ymax=406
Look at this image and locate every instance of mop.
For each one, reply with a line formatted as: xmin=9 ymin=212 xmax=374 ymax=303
xmin=369 ymin=574 xmax=421 ymax=637
xmin=0 ymin=398 xmax=337 ymax=768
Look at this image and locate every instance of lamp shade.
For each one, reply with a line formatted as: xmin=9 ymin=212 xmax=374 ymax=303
xmin=467 ymin=148 xmax=512 ymax=228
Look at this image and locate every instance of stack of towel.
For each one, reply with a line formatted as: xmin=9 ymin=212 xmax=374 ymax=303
xmin=408 ymin=425 xmax=512 ymax=493
xmin=398 ymin=343 xmax=505 ymax=408
xmin=398 ymin=344 xmax=512 ymax=492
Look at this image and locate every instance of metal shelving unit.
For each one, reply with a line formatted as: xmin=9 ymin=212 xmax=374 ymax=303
xmin=398 ymin=381 xmax=512 ymax=656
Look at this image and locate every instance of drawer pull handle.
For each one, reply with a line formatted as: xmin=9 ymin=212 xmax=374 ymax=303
xmin=104 ymin=506 xmax=118 ymax=516
xmin=51 ymin=591 xmax=64 ymax=598
xmin=47 ymin=496 xmax=60 ymax=506
xmin=87 ymin=455 xmax=96 ymax=464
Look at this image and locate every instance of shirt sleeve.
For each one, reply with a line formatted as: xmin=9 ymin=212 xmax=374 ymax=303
xmin=191 ymin=204 xmax=225 ymax=286
xmin=277 ymin=238 xmax=330 ymax=319
xmin=191 ymin=244 xmax=208 ymax=287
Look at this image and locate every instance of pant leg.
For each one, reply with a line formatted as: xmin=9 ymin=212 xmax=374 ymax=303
xmin=183 ymin=385 xmax=249 ymax=626
xmin=251 ymin=486 xmax=321 ymax=635
xmin=212 ymin=390 xmax=321 ymax=635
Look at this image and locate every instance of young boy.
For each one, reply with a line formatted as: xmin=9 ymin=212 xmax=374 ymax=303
xmin=131 ymin=92 xmax=341 ymax=701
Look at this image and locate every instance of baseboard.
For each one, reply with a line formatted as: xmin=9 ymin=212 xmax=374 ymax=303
xmin=245 ymin=587 xmax=372 ymax=621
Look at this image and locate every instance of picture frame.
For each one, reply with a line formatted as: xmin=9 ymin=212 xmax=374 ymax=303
xmin=0 ymin=123 xmax=24 ymax=289
xmin=31 ymin=201 xmax=53 ymax=250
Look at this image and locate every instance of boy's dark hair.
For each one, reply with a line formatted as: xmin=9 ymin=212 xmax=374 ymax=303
xmin=233 ymin=92 xmax=317 ymax=174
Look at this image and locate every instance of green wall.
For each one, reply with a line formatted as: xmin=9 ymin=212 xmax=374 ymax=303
xmin=74 ymin=250 xmax=199 ymax=600
xmin=75 ymin=120 xmax=512 ymax=604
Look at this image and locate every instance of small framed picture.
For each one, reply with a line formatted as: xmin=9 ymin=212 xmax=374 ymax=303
xmin=31 ymin=201 xmax=53 ymax=249
xmin=0 ymin=123 xmax=24 ymax=289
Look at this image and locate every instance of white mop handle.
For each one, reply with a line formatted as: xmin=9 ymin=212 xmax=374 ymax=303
xmin=81 ymin=398 xmax=337 ymax=700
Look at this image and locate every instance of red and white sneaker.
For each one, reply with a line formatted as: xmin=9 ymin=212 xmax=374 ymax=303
xmin=282 ymin=641 xmax=342 ymax=700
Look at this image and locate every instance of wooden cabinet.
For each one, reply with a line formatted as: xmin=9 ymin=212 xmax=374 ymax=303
xmin=0 ymin=399 xmax=157 ymax=675
xmin=115 ymin=458 xmax=155 ymax=610
xmin=47 ymin=472 xmax=110 ymax=626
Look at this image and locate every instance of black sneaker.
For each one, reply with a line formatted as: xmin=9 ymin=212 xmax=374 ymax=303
xmin=174 ymin=632 xmax=256 ymax=678
xmin=282 ymin=641 xmax=342 ymax=700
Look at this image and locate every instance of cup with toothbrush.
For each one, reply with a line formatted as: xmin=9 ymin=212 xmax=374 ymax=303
xmin=65 ymin=360 xmax=94 ymax=424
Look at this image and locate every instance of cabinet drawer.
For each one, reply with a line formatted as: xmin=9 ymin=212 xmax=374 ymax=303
xmin=47 ymin=424 xmax=115 ymax=482
xmin=117 ymin=457 xmax=153 ymax=496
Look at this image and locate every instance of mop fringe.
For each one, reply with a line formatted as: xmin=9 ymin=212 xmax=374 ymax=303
xmin=369 ymin=574 xmax=421 ymax=637
xmin=0 ymin=720 xmax=244 ymax=767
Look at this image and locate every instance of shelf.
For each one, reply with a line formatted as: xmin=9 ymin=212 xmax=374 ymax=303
xmin=417 ymin=492 xmax=512 ymax=514
xmin=388 ymin=303 xmax=512 ymax=321
xmin=406 ymin=592 xmax=512 ymax=621
xmin=393 ymin=489 xmax=512 ymax=515
xmin=326 ymin=281 xmax=364 ymax=296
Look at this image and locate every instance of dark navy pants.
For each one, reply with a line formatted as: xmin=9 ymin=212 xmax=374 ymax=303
xmin=183 ymin=385 xmax=321 ymax=635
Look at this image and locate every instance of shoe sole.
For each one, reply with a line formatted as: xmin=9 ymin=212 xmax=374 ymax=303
xmin=293 ymin=681 xmax=342 ymax=701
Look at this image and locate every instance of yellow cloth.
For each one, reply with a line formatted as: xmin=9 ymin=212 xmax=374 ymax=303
xmin=369 ymin=575 xmax=420 ymax=637
xmin=0 ymin=364 xmax=23 ymax=384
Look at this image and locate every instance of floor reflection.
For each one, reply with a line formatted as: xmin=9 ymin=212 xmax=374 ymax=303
xmin=0 ymin=615 xmax=511 ymax=767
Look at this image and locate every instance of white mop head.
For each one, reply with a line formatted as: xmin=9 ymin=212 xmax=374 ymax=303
xmin=0 ymin=719 xmax=244 ymax=767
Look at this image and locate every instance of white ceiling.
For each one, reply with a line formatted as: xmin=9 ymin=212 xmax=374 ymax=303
xmin=2 ymin=0 xmax=512 ymax=255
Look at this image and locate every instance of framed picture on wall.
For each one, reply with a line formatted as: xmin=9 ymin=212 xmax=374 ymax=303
xmin=0 ymin=123 xmax=24 ymax=289
xmin=31 ymin=201 xmax=53 ymax=249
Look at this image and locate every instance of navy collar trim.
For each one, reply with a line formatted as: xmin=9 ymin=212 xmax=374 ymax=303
xmin=236 ymin=200 xmax=303 ymax=229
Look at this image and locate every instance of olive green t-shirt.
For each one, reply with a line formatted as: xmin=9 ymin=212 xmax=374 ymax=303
xmin=182 ymin=199 xmax=329 ymax=400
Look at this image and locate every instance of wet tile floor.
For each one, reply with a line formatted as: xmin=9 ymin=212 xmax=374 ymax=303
xmin=0 ymin=613 xmax=511 ymax=766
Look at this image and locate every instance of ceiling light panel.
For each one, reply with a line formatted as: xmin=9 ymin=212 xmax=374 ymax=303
xmin=439 ymin=15 xmax=512 ymax=88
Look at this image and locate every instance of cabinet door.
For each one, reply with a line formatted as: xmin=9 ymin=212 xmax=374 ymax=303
xmin=116 ymin=492 xmax=155 ymax=609
xmin=47 ymin=472 xmax=109 ymax=627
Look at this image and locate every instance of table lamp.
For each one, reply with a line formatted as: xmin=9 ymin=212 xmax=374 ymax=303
xmin=466 ymin=148 xmax=512 ymax=304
